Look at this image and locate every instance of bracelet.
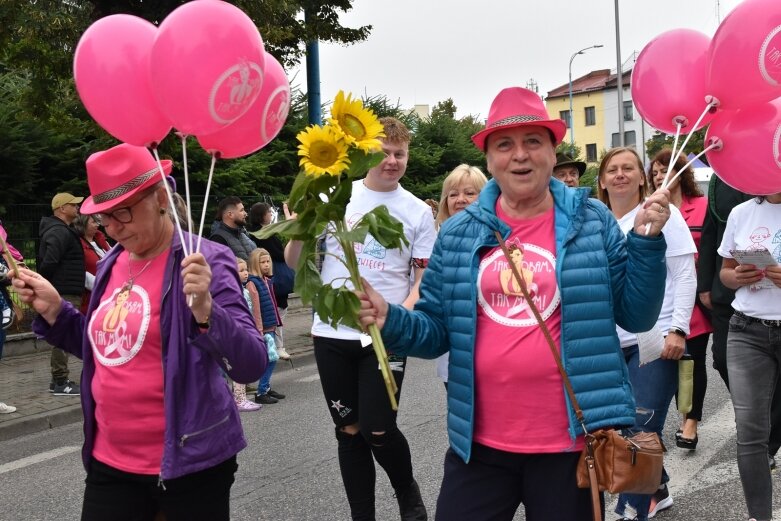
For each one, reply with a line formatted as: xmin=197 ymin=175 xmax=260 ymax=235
xmin=195 ymin=316 xmax=210 ymax=329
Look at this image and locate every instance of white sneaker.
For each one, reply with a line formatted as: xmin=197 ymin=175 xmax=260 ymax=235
xmin=0 ymin=402 xmax=17 ymax=414
xmin=277 ymin=347 xmax=291 ymax=360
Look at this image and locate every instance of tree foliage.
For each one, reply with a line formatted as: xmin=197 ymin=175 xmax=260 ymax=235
xmin=645 ymin=129 xmax=707 ymax=164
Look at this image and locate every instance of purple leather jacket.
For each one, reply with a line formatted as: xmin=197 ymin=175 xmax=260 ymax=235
xmin=34 ymin=232 xmax=267 ymax=480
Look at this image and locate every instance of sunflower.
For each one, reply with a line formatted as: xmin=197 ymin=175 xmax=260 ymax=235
xmin=297 ymin=125 xmax=350 ymax=178
xmin=329 ymin=91 xmax=385 ymax=153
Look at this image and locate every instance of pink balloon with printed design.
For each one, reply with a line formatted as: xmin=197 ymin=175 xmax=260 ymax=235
xmin=631 ymin=28 xmax=714 ymax=135
xmin=74 ymin=14 xmax=171 ymax=147
xmin=197 ymin=53 xmax=290 ymax=159
xmin=707 ymin=0 xmax=781 ymax=110
xmin=705 ymin=97 xmax=781 ymax=195
xmin=151 ymin=0 xmax=266 ymax=136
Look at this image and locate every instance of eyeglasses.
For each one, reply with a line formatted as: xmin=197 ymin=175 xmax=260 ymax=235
xmin=94 ymin=191 xmax=154 ymax=225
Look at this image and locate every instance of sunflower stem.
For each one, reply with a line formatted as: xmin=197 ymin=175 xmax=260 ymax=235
xmin=335 ymin=221 xmax=399 ymax=410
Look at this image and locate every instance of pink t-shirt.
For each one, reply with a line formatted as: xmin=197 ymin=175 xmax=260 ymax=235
xmin=472 ymin=201 xmax=582 ymax=453
xmin=88 ymin=249 xmax=168 ymax=474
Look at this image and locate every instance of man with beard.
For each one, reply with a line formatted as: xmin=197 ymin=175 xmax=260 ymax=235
xmin=209 ymin=196 xmax=256 ymax=261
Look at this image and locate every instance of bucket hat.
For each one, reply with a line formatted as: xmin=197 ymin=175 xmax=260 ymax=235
xmin=472 ymin=87 xmax=567 ymax=151
xmin=554 ymin=153 xmax=587 ymax=177
xmin=81 ymin=143 xmax=173 ymax=214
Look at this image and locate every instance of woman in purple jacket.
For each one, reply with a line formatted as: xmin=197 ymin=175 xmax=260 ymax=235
xmin=12 ymin=143 xmax=267 ymax=521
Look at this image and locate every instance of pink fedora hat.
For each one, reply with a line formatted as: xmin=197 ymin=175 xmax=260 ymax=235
xmin=471 ymin=87 xmax=567 ymax=151
xmin=81 ymin=143 xmax=173 ymax=214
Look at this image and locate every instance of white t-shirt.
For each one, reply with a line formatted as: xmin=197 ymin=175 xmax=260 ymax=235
xmin=616 ymin=203 xmax=697 ymax=347
xmin=312 ymin=180 xmax=437 ymax=340
xmin=718 ymin=198 xmax=781 ymax=320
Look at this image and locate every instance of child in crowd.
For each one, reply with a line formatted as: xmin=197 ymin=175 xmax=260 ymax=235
xmin=234 ymin=258 xmax=262 ymax=412
xmin=249 ymin=248 xmax=285 ymax=405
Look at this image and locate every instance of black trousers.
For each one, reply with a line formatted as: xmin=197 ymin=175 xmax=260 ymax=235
xmin=81 ymin=456 xmax=237 ymax=521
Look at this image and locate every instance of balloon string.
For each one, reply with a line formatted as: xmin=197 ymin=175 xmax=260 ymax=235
xmin=195 ymin=154 xmax=217 ymax=254
xmin=661 ymin=101 xmax=718 ymax=190
xmin=664 ymin=143 xmax=719 ymax=189
xmin=152 ymin=148 xmax=189 ymax=256
xmin=661 ymin=121 xmax=684 ymax=192
xmin=180 ymin=134 xmax=194 ymax=256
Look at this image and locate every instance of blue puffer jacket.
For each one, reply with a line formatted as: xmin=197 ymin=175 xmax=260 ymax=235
xmin=382 ymin=178 xmax=667 ymax=463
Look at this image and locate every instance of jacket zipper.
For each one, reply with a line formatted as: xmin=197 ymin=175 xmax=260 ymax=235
xmin=179 ymin=414 xmax=230 ymax=447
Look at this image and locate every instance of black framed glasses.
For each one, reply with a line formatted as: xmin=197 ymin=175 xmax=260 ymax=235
xmin=95 ymin=207 xmax=133 ymax=224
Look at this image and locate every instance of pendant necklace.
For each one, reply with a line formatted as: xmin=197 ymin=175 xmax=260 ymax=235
xmin=122 ymin=255 xmax=154 ymax=292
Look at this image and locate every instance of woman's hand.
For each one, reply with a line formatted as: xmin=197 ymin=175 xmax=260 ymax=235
xmin=720 ymin=258 xmax=763 ymax=289
xmin=11 ymin=267 xmax=62 ymax=325
xmin=765 ymin=264 xmax=781 ymax=288
xmin=282 ymin=202 xmax=297 ymax=221
xmin=633 ymin=188 xmax=672 ymax=236
xmin=357 ymin=278 xmax=389 ymax=331
xmin=661 ymin=332 xmax=686 ymax=360
xmin=181 ymin=253 xmax=212 ymax=324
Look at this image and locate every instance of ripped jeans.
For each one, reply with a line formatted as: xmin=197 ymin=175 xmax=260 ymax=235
xmin=615 ymin=344 xmax=678 ymax=521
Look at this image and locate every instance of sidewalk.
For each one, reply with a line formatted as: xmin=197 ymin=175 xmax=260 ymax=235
xmin=0 ymin=303 xmax=314 ymax=442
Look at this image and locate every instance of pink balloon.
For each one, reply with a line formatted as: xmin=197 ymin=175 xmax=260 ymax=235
xmin=707 ymin=0 xmax=781 ymax=110
xmin=705 ymin=98 xmax=781 ymax=195
xmin=74 ymin=15 xmax=171 ymax=147
xmin=151 ymin=0 xmax=266 ymax=136
xmin=197 ymin=53 xmax=290 ymax=159
xmin=631 ymin=29 xmax=714 ymax=135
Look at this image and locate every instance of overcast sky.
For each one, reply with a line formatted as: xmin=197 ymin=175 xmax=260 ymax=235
xmin=292 ymin=0 xmax=742 ymax=119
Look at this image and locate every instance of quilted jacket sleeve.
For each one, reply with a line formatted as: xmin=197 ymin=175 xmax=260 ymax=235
xmin=604 ymin=209 xmax=668 ymax=332
xmin=381 ymin=236 xmax=449 ymax=359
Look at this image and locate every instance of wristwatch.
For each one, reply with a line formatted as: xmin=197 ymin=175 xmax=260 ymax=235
xmin=668 ymin=327 xmax=686 ymax=338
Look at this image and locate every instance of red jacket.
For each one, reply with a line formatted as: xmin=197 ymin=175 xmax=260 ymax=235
xmin=680 ymin=195 xmax=713 ymax=338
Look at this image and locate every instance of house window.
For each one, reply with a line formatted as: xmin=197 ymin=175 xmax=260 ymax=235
xmin=559 ymin=110 xmax=571 ymax=128
xmin=585 ymin=106 xmax=596 ymax=126
xmin=611 ymin=131 xmax=637 ymax=148
xmin=586 ymin=143 xmax=597 ymax=162
xmin=623 ymin=101 xmax=634 ymax=121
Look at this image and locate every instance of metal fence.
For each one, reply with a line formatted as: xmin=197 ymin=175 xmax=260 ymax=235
xmin=3 ymin=195 xmax=280 ymax=334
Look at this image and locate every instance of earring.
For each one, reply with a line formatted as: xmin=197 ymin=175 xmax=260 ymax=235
xmin=159 ymin=208 xmax=166 ymax=215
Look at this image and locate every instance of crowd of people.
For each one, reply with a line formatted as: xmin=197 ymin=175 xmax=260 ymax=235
xmin=1 ymin=87 xmax=779 ymax=521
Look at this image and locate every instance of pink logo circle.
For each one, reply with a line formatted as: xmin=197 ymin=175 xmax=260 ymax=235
xmin=759 ymin=25 xmax=781 ymax=87
xmin=209 ymin=61 xmax=264 ymax=125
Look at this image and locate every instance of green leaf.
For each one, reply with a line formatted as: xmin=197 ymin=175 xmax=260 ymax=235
xmin=346 ymin=149 xmax=383 ymax=179
xmin=293 ymin=240 xmax=323 ymax=305
xmin=288 ymin=170 xmax=313 ymax=212
xmin=351 ymin=206 xmax=409 ymax=250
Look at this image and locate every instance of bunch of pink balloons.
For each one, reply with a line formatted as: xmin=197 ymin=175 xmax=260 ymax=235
xmin=631 ymin=0 xmax=781 ymax=195
xmin=73 ymin=0 xmax=290 ymax=157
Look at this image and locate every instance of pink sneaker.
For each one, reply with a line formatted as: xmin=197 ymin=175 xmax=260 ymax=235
xmin=237 ymin=399 xmax=261 ymax=412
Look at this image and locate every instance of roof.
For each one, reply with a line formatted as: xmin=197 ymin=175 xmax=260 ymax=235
xmin=547 ymin=68 xmax=632 ymax=99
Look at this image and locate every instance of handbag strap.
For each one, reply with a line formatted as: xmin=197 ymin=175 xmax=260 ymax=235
xmin=493 ymin=231 xmax=601 ymax=521
xmin=493 ymin=231 xmax=587 ymax=431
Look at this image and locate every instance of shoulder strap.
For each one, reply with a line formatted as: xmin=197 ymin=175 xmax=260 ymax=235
xmin=493 ymin=230 xmax=588 ymax=435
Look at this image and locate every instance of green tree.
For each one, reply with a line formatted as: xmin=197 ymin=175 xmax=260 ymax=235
xmin=644 ymin=129 xmax=707 ymax=163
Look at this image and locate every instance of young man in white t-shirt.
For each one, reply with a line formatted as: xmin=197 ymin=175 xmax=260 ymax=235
xmin=289 ymin=117 xmax=436 ymax=520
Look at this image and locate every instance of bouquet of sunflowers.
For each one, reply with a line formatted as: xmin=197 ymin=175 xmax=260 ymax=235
xmin=260 ymin=91 xmax=407 ymax=409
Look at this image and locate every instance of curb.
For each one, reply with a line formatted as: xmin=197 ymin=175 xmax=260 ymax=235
xmin=0 ymin=404 xmax=83 ymax=442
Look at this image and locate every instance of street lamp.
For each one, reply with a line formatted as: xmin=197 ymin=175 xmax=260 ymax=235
xmin=568 ymin=44 xmax=604 ymax=147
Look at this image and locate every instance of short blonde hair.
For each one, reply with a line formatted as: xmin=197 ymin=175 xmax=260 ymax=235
xmin=436 ymin=164 xmax=488 ymax=226
xmin=248 ymin=248 xmax=272 ymax=277
xmin=597 ymin=147 xmax=647 ymax=209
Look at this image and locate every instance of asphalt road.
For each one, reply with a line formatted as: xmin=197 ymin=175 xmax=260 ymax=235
xmin=1 ymin=352 xmax=780 ymax=520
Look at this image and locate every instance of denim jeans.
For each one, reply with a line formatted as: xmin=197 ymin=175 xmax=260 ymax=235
xmin=727 ymin=313 xmax=781 ymax=521
xmin=258 ymin=360 xmax=277 ymax=395
xmin=615 ymin=344 xmax=678 ymax=521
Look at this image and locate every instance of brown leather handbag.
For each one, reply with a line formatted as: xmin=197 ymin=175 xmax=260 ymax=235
xmin=493 ymin=232 xmax=665 ymax=521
